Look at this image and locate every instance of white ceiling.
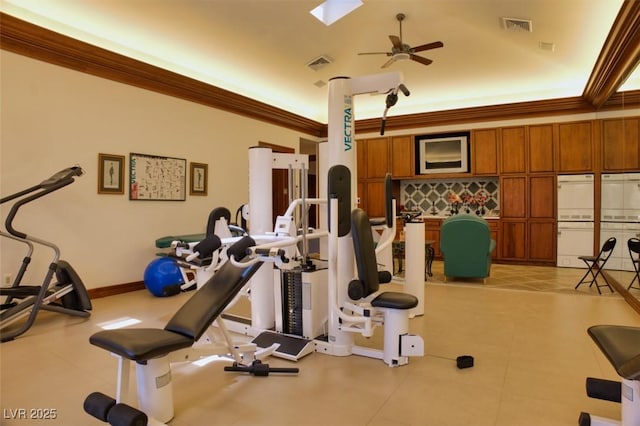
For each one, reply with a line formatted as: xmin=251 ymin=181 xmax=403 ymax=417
xmin=3 ymin=0 xmax=639 ymax=123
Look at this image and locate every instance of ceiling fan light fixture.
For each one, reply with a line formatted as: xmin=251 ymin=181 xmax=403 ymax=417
xmin=310 ymin=0 xmax=363 ymax=26
xmin=394 ymin=52 xmax=410 ymax=61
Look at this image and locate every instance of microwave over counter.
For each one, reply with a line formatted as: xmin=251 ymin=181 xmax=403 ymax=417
xmin=415 ymin=132 xmax=470 ymax=174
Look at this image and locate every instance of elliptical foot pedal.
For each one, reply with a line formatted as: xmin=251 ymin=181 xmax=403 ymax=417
xmin=252 ymin=331 xmax=314 ymax=361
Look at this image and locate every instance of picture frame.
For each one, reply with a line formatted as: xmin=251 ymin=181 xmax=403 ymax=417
xmin=129 ymin=153 xmax=187 ymax=201
xmin=415 ymin=131 xmax=470 ymax=175
xmin=98 ymin=153 xmax=125 ymax=194
xmin=190 ymin=162 xmax=208 ymax=196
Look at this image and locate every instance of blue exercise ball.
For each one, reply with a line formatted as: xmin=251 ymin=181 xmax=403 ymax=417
xmin=143 ymin=257 xmax=184 ymax=297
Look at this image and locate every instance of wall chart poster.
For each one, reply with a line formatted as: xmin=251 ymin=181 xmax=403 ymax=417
xmin=129 ymin=152 xmax=186 ymax=201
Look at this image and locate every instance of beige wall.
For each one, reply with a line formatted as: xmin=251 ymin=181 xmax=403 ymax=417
xmin=0 ymin=51 xmax=312 ymax=289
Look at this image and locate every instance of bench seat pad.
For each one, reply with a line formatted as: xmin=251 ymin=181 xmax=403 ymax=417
xmin=588 ymin=325 xmax=640 ymax=380
xmin=90 ymin=329 xmax=193 ymax=362
xmin=372 ymin=292 xmax=418 ymax=310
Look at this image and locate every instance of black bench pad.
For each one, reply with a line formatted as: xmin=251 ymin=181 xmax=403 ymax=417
xmin=372 ymin=292 xmax=418 ymax=310
xmin=90 ymin=329 xmax=193 ymax=362
xmin=588 ymin=325 xmax=640 ymax=380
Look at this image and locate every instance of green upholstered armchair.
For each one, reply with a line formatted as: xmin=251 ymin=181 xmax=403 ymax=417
xmin=440 ymin=214 xmax=496 ymax=283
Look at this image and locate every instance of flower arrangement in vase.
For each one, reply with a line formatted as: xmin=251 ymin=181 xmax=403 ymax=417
xmin=447 ymin=192 xmax=462 ymax=215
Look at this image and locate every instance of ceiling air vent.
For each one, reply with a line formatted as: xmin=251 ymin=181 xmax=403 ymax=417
xmin=501 ymin=17 xmax=533 ymax=32
xmin=306 ymin=55 xmax=333 ymax=71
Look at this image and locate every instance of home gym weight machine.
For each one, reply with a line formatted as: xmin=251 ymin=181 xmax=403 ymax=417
xmin=0 ymin=166 xmax=92 ymax=342
xmin=231 ymin=72 xmax=424 ymax=366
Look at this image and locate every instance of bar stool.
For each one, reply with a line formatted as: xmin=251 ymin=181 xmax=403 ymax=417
xmin=392 ymin=240 xmax=435 ymax=279
xmin=628 ymin=237 xmax=640 ymax=291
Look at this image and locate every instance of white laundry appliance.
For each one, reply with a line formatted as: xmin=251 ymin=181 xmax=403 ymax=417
xmin=600 ymin=173 xmax=640 ymax=271
xmin=557 ymin=174 xmax=594 ymax=268
xmin=599 ymin=222 xmax=640 ymax=271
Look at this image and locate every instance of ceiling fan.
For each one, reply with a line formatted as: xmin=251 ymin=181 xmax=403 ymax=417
xmin=358 ymin=13 xmax=443 ymax=68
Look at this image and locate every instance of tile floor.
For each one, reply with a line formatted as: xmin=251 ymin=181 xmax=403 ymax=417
xmin=1 ymin=261 xmax=640 ymax=425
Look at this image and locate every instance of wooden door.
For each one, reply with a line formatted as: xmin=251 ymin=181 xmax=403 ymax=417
xmin=602 ymin=118 xmax=640 ymax=171
xmin=472 ymin=128 xmax=498 ymax=175
xmin=259 ymin=142 xmax=294 ymax=228
xmin=528 ymin=124 xmax=554 ymax=173
xmin=529 ymin=175 xmax=555 ymax=218
xmin=365 ymin=137 xmax=390 ymax=178
xmin=501 ymin=220 xmax=527 ymax=260
xmin=557 ymin=121 xmax=593 ymax=172
xmin=500 ymin=126 xmax=526 ymax=174
xmin=391 ymin=135 xmax=414 ymax=177
xmin=500 ymin=176 xmax=526 ymax=218
xmin=528 ymin=220 xmax=555 ymax=262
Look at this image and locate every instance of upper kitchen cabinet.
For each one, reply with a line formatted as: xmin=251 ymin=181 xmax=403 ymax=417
xmin=528 ymin=124 xmax=555 ymax=173
xmin=557 ymin=121 xmax=594 ymax=173
xmin=601 ymin=117 xmax=640 ymax=172
xmin=364 ymin=137 xmax=390 ymax=178
xmin=390 ymin=135 xmax=414 ymax=178
xmin=472 ymin=128 xmax=498 ymax=175
xmin=500 ymin=126 xmax=526 ymax=174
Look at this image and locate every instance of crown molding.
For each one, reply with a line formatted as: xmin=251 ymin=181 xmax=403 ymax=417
xmin=0 ymin=13 xmax=327 ymax=137
xmin=583 ymin=0 xmax=640 ymax=107
xmin=2 ymin=11 xmax=639 ymax=139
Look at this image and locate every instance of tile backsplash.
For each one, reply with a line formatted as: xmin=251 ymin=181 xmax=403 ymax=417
xmin=401 ymin=178 xmax=500 ymax=217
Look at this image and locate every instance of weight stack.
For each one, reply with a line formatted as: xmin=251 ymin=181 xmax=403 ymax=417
xmin=281 ymin=270 xmax=303 ymax=336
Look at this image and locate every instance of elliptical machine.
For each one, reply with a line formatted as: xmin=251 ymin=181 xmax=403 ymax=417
xmin=0 ymin=166 xmax=92 ymax=342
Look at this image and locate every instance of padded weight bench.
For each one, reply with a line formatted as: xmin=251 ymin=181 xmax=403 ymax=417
xmin=579 ymin=325 xmax=640 ymax=426
xmin=85 ymin=236 xmax=275 ymax=425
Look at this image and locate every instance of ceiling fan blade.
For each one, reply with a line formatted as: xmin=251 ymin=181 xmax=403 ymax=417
xmin=389 ymin=35 xmax=403 ymax=50
xmin=358 ymin=51 xmax=392 ymax=56
xmin=412 ymin=41 xmax=444 ymax=53
xmin=381 ymin=57 xmax=396 ymax=69
xmin=410 ymin=54 xmax=433 ymax=66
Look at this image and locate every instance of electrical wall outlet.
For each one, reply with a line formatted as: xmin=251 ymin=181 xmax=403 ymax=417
xmin=3 ymin=274 xmax=11 ymax=285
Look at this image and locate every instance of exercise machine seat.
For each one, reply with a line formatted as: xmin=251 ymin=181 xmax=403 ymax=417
xmin=351 ymin=208 xmax=417 ymax=310
xmin=440 ymin=213 xmax=496 ymax=280
xmin=90 ymin=236 xmax=260 ymax=362
xmin=588 ymin=325 xmax=640 ymax=380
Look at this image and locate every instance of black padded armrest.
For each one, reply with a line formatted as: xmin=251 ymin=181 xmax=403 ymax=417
xmin=588 ymin=325 xmax=640 ymax=380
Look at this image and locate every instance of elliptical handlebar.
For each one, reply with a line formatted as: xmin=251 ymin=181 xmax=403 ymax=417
xmin=3 ymin=166 xmax=84 ymax=239
xmin=40 ymin=166 xmax=84 ymax=188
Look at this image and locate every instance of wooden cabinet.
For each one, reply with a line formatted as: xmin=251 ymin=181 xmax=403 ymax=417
xmin=500 ymin=126 xmax=526 ymax=174
xmin=500 ymin=176 xmax=526 ymax=218
xmin=500 ymin=220 xmax=527 ymax=260
xmin=424 ymin=219 xmax=442 ymax=257
xmin=557 ymin=121 xmax=593 ymax=172
xmin=528 ymin=124 xmax=554 ymax=173
xmin=602 ymin=117 xmax=640 ymax=171
xmin=528 ymin=220 xmax=556 ymax=262
xmin=364 ymin=137 xmax=390 ymax=178
xmin=487 ymin=219 xmax=499 ymax=259
xmin=390 ymin=135 xmax=414 ymax=178
xmin=472 ymin=129 xmax=498 ymax=175
xmin=529 ymin=175 xmax=555 ymax=218
xmin=364 ymin=181 xmax=386 ymax=218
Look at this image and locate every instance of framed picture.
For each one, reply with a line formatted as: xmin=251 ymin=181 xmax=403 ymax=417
xmin=190 ymin=162 xmax=208 ymax=196
xmin=129 ymin=153 xmax=187 ymax=201
xmin=98 ymin=153 xmax=125 ymax=194
xmin=415 ymin=131 xmax=470 ymax=175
